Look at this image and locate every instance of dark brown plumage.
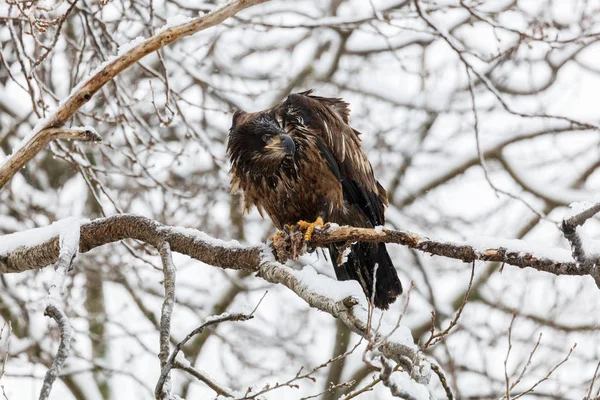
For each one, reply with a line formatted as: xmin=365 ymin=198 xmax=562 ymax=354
xmin=227 ymin=90 xmax=402 ymax=309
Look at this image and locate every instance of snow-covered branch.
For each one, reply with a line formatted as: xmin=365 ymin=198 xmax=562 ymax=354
xmin=38 ymin=218 xmax=79 ymax=400
xmin=560 ymin=201 xmax=600 ymax=283
xmin=0 ymin=214 xmax=591 ymax=284
xmin=157 ymin=241 xmax=177 ymax=400
xmin=0 ymin=0 xmax=270 ymax=190
xmin=0 ymin=212 xmax=595 ymax=396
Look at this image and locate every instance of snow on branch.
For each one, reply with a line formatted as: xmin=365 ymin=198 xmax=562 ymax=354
xmin=257 ymin=260 xmax=431 ymax=385
xmin=157 ymin=241 xmax=177 ymax=400
xmin=0 ymin=0 xmax=270 ymax=190
xmin=38 ymin=217 xmax=80 ymax=400
xmin=560 ymin=200 xmax=600 ymax=280
xmin=0 ymin=214 xmax=588 ymax=282
xmin=0 ymin=213 xmax=594 ymax=396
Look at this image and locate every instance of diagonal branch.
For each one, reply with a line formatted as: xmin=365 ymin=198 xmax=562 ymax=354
xmin=0 ymin=0 xmax=270 ymax=190
xmin=561 ymin=201 xmax=600 ymax=265
xmin=155 ymin=313 xmax=249 ymax=398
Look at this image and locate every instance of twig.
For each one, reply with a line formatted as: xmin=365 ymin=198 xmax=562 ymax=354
xmin=342 ymin=376 xmax=381 ymax=400
xmin=298 ymin=380 xmax=354 ymax=400
xmin=509 ymin=333 xmax=542 ymax=392
xmin=44 ymin=127 xmax=103 ymax=142
xmin=586 ymin=361 xmax=600 ymax=399
xmin=173 ymin=358 xmax=234 ymax=398
xmin=39 ymin=305 xmax=73 ymax=400
xmin=0 ymin=322 xmax=11 ymax=400
xmin=240 ymin=340 xmax=363 ymax=399
xmin=431 ymin=363 xmax=453 ymax=400
xmin=465 ymin=66 xmax=547 ymax=220
xmin=504 ymin=312 xmax=517 ymax=400
xmin=413 ymin=0 xmax=600 ymax=131
xmin=379 ymin=358 xmax=423 ymax=400
xmin=512 ymin=343 xmax=576 ymax=399
xmin=422 ymin=262 xmax=475 ymax=348
xmin=155 ymin=313 xmax=254 ymax=398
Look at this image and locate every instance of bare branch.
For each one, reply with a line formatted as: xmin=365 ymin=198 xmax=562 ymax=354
xmin=0 ymin=0 xmax=270 ymax=190
xmin=257 ymin=261 xmax=429 ymax=381
xmin=0 ymin=322 xmax=11 ymax=400
xmin=431 ymin=363 xmax=453 ymax=400
xmin=0 ymin=213 xmax=593 ymax=395
xmin=173 ymin=358 xmax=235 ymax=398
xmin=379 ymin=358 xmax=426 ymax=400
xmin=422 ymin=262 xmax=475 ymax=349
xmin=44 ymin=127 xmax=102 ymax=142
xmin=155 ymin=313 xmax=251 ymax=398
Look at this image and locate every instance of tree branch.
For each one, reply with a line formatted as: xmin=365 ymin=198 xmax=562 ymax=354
xmin=561 ymin=201 xmax=600 ymax=266
xmin=156 ymin=241 xmax=176 ymax=400
xmin=155 ymin=313 xmax=248 ymax=398
xmin=0 ymin=0 xmax=270 ymax=190
xmin=38 ymin=220 xmax=79 ymax=400
xmin=0 ymin=213 xmax=591 ymax=394
xmin=0 ymin=214 xmax=588 ymax=282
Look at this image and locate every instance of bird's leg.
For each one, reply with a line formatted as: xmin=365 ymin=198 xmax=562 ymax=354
xmin=295 ymin=217 xmax=330 ymax=241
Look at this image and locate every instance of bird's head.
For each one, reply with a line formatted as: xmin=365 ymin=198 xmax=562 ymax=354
xmin=227 ymin=110 xmax=296 ymax=174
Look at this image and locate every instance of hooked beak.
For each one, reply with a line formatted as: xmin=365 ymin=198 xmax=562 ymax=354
xmin=265 ymin=134 xmax=296 ymax=156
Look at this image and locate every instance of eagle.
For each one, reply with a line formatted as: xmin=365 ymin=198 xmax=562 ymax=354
xmin=227 ymin=90 xmax=402 ymax=309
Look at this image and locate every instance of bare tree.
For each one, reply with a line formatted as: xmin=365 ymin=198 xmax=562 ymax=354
xmin=1 ymin=0 xmax=600 ymax=399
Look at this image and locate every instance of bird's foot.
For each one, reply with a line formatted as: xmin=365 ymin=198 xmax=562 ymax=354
xmin=270 ymin=218 xmax=331 ymax=262
xmin=271 ymin=224 xmax=306 ymax=262
xmin=269 ymin=229 xmax=287 ymax=245
xmin=295 ymin=217 xmax=330 ymax=241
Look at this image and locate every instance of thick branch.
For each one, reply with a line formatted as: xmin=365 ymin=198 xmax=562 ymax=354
xmin=0 ymin=0 xmax=269 ymax=189
xmin=0 ymin=214 xmax=587 ymax=392
xmin=0 ymin=215 xmax=585 ymax=279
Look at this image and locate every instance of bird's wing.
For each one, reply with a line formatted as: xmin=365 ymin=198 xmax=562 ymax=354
xmin=281 ymin=91 xmax=388 ymax=226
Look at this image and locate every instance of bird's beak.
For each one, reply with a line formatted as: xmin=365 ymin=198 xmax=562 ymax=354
xmin=265 ymin=134 xmax=296 ymax=156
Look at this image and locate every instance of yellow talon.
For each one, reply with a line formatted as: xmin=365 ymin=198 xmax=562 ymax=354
xmin=270 ymin=231 xmax=283 ymax=244
xmin=297 ymin=217 xmax=326 ymax=241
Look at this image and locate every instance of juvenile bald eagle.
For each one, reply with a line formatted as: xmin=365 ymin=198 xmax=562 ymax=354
xmin=227 ymin=90 xmax=402 ymax=309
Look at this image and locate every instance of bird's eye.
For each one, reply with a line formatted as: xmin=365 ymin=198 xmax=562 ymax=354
xmin=262 ymin=134 xmax=269 ymax=142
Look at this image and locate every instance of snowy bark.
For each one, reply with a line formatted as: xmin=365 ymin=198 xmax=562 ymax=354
xmin=0 ymin=212 xmax=595 ymax=396
xmin=38 ymin=218 xmax=80 ymax=400
xmin=0 ymin=214 xmax=589 ymax=282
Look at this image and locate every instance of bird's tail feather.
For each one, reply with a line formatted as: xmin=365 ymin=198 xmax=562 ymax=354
xmin=328 ymin=242 xmax=402 ymax=309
